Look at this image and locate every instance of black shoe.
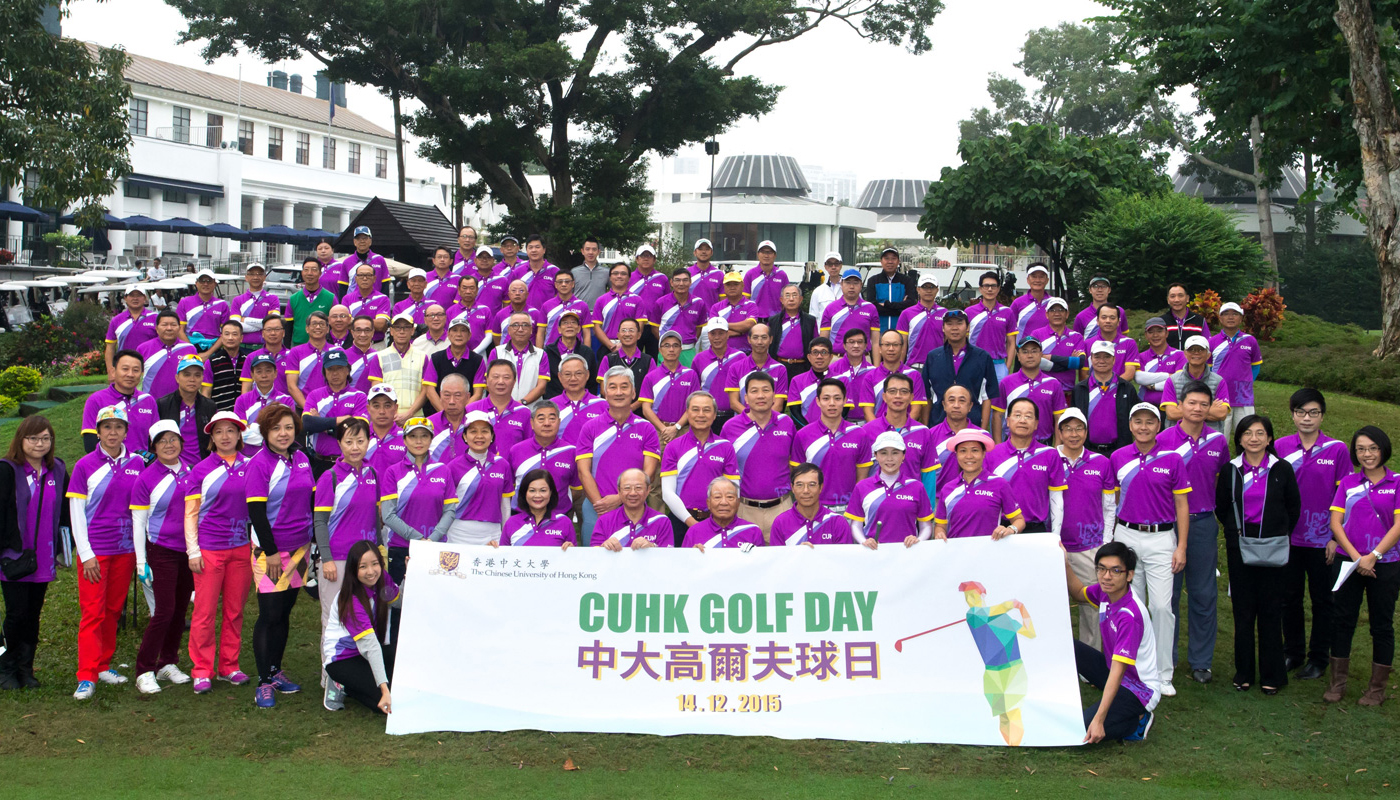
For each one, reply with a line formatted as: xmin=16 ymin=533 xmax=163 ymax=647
xmin=0 ymin=670 xmax=19 ymax=691
xmin=1295 ymin=661 xmax=1326 ymax=681
xmin=17 ymin=643 xmax=39 ymax=689
xmin=1192 ymin=668 xmax=1213 ymax=684
xmin=1284 ymin=656 xmax=1304 ymax=671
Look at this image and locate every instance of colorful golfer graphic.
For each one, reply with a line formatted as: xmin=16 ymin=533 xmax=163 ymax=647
xmin=895 ymin=581 xmax=1037 ymax=746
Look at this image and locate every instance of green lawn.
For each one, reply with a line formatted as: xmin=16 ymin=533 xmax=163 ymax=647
xmin=1 ymin=382 xmax=1398 ymax=798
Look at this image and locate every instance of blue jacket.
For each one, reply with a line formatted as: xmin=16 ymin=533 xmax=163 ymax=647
xmin=922 ymin=342 xmax=1001 ymax=427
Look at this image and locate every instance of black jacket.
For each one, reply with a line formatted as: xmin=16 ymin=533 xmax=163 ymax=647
xmin=768 ymin=311 xmax=818 ymax=358
xmin=157 ymin=391 xmax=218 ymax=462
xmin=863 ymin=268 xmax=919 ymax=322
xmin=1163 ymin=311 xmax=1211 ymax=350
xmin=923 ymin=342 xmax=1001 ymax=427
xmin=1071 ymin=378 xmax=1141 ymax=450
xmin=427 ymin=348 xmax=484 ymax=409
xmin=0 ymin=458 xmax=69 ymax=555
xmin=1215 ymin=456 xmax=1302 ymax=549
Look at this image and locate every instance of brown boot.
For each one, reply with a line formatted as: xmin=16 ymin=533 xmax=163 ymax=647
xmin=1323 ymin=657 xmax=1349 ymax=702
xmin=1358 ymin=663 xmax=1391 ymax=706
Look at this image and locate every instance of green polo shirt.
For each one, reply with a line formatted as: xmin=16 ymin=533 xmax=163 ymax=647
xmin=288 ymin=286 xmax=336 ymax=345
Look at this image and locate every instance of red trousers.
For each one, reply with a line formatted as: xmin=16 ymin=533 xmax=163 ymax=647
xmin=188 ymin=545 xmax=251 ymax=679
xmin=76 ymin=552 xmax=135 ymax=683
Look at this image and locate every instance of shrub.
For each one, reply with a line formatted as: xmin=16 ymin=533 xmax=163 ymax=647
xmin=1190 ymin=290 xmax=1221 ymax=332
xmin=1241 ymin=288 xmax=1286 ymax=342
xmin=0 ymin=317 xmax=78 ymax=369
xmin=72 ymin=349 xmax=106 ymax=376
xmin=59 ymin=302 xmax=111 ymax=354
xmin=1260 ymin=344 xmax=1400 ymax=405
xmin=1278 ymin=238 xmax=1382 ymax=329
xmin=0 ymin=395 xmax=17 ymax=418
xmin=0 ymin=365 xmax=43 ymax=399
xmin=1264 ymin=312 xmax=1374 ymax=349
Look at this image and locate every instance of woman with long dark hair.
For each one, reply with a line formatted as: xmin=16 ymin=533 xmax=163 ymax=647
xmin=0 ymin=416 xmax=67 ymax=690
xmin=1215 ymin=415 xmax=1300 ymax=694
xmin=322 ymin=539 xmax=399 ymax=714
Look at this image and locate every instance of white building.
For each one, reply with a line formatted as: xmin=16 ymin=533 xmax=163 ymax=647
xmin=802 ymin=164 xmax=859 ymax=206
xmin=72 ymin=44 xmax=447 ymax=265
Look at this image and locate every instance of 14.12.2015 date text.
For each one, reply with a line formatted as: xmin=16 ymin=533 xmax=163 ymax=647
xmin=677 ymin=694 xmax=782 ymax=712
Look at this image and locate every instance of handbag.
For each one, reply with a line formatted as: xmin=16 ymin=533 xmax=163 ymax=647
xmin=1 ymin=462 xmax=40 ymax=580
xmin=1235 ymin=465 xmax=1288 ymax=568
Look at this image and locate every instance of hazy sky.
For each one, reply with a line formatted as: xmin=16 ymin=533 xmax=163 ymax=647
xmin=64 ymin=0 xmax=1108 ymax=188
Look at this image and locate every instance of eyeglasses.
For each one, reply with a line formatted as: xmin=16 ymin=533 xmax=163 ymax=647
xmin=885 ymin=388 xmax=912 ymax=396
xmin=1293 ymin=409 xmax=1322 ymax=419
xmin=24 ymin=435 xmax=52 ymax=445
xmin=425 ymin=312 xmax=446 ymax=318
xmin=1356 ymin=445 xmax=1382 ymax=454
xmin=508 ymin=322 xmax=533 ymax=329
xmin=980 ymin=283 xmax=999 ymax=289
xmin=1095 ymin=566 xmax=1127 ymax=576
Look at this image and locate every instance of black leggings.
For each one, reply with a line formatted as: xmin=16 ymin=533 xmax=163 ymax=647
xmin=1331 ymin=560 xmax=1400 ymax=666
xmin=1 ymin=581 xmax=47 ymax=652
xmin=1075 ymin=640 xmax=1149 ymax=741
xmin=253 ymin=588 xmax=299 ymax=684
xmin=325 ymin=644 xmax=397 ymax=714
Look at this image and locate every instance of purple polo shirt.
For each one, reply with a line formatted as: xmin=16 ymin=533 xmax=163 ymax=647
xmin=1210 ymin=331 xmax=1262 ymax=406
xmin=794 ymin=420 xmax=872 ymax=506
xmin=176 ymin=294 xmax=231 ymax=340
xmin=130 ymin=460 xmax=188 ymax=552
xmin=1110 ymin=444 xmax=1191 ymax=525
xmin=1157 ymin=425 xmax=1230 ymax=514
xmin=285 ymin=341 xmax=335 ymax=395
xmin=1137 ymin=347 xmax=1187 ymax=406
xmin=510 ymin=262 xmax=560 ymax=310
xmin=464 ymin=398 xmax=532 ymax=457
xmin=234 ymin=389 xmax=295 ymax=455
xmin=640 ymin=362 xmax=700 ymax=424
xmin=1010 ymin=293 xmax=1056 ymax=337
xmin=682 ymin=517 xmax=764 ymax=549
xmin=935 ymin=472 xmax=1023 ymax=539
xmin=81 ymin=387 xmax=160 ymax=451
xmin=593 ymin=291 xmax=647 ymax=342
xmin=722 ymin=355 xmax=789 ymax=408
xmin=577 ymin=413 xmax=660 ymax=497
xmin=1277 ymin=434 xmax=1353 ymax=547
xmin=896 ymin=303 xmax=946 ymax=365
xmin=772 ymin=313 xmax=806 ymax=360
xmin=503 ymin=511 xmax=576 ymax=547
xmin=421 ymin=346 xmax=480 ymax=390
xmin=345 ymin=345 xmax=383 ymax=394
xmin=660 ymin=432 xmax=739 ymax=511
xmin=629 ymin=269 xmax=671 ymax=312
xmin=788 ymin=370 xmax=850 ymax=422
xmin=1083 ymin=332 xmax=1140 ymax=378
xmin=185 ymin=453 xmax=251 ymax=551
xmin=380 ymin=460 xmax=454 ymax=547
xmin=342 ymin=288 xmax=392 ymax=337
xmin=105 ymin=308 xmax=159 ymax=351
xmin=393 ymin=295 xmax=433 ymax=326
xmin=708 ymin=299 xmax=760 ymax=354
xmin=230 ymin=291 xmax=283 ymax=347
xmin=688 ymin=264 xmax=724 ymax=309
xmin=770 ymin=507 xmax=854 ymax=546
xmin=556 ymin=393 xmax=608 ymax=446
xmin=541 ymin=296 xmax=593 ymax=345
xmin=68 ymin=448 xmax=143 ymax=556
xmin=508 ymin=438 xmax=580 ymax=515
xmin=1237 ymin=454 xmax=1272 ymax=524
xmin=425 ymin=269 xmax=462 ymax=307
xmin=743 ymin=265 xmax=788 ymax=318
xmin=314 ymin=460 xmax=381 ymax=560
xmin=846 ymin=474 xmax=934 ymax=542
xmin=1074 ymin=304 xmax=1129 ymax=339
xmin=985 ymin=442 xmax=1066 ymax=524
xmin=862 ymin=416 xmax=937 ymax=482
xmin=239 ymin=346 xmax=292 ymax=396
xmin=337 ymin=251 xmax=391 ymax=290
xmin=929 ymin=420 xmax=986 ymax=490
xmin=692 ymin=348 xmax=744 ymax=395
xmin=1332 ymin=471 xmax=1400 ymax=562
xmin=445 ymin=452 xmax=513 ymax=524
xmin=1059 ymin=447 xmax=1115 ymax=552
xmin=1084 ymin=583 xmax=1157 ymax=709
xmin=473 ymin=271 xmax=511 ymax=311
xmin=993 ymin=371 xmax=1066 ymax=442
xmin=318 ymin=261 xmax=347 ymax=295
xmin=303 ymin=387 xmax=369 ymax=458
xmin=324 ymin=574 xmax=398 ymax=665
xmin=967 ymin=302 xmax=1015 ymax=358
xmin=10 ymin=461 xmax=61 ymax=583
xmin=722 ymin=413 xmax=796 ymax=501
xmin=1029 ymin=324 xmax=1086 ymax=391
xmin=427 ymin=412 xmax=466 ymax=464
xmin=654 ymin=294 xmax=707 ymax=346
xmin=1160 ymin=368 xmax=1232 ymax=409
xmin=1084 ymin=378 xmax=1122 ymax=446
xmin=244 ymin=448 xmax=315 ymax=552
xmin=490 ymin=306 xmax=545 ymax=342
xmin=591 ymin=507 xmax=671 ymax=547
xmin=175 ymin=399 xmax=201 ymax=467
xmin=366 ymin=426 xmax=407 ymax=480
xmin=137 ymin=339 xmax=198 ymax=398
xmin=853 ymin=363 xmax=927 ymax=418
xmin=819 ymin=299 xmax=880 ymax=356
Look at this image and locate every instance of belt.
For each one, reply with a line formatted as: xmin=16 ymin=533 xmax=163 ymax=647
xmin=687 ymin=509 xmax=712 ymax=521
xmin=1118 ymin=520 xmax=1174 ymax=533
xmin=740 ymin=496 xmax=783 ymax=509
xmin=775 ymin=357 xmax=807 ymax=366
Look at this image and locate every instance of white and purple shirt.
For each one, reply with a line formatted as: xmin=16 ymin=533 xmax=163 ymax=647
xmin=1110 ymin=444 xmax=1191 ymax=525
xmin=863 ymin=416 xmax=937 ymax=482
xmin=392 ymin=295 xmax=433 ymax=326
xmin=105 ymin=308 xmax=159 ymax=351
xmin=1209 ymin=330 xmax=1262 ymax=406
xmin=1237 ymin=454 xmax=1273 ymax=524
xmin=137 ymin=339 xmax=198 ymax=398
xmin=1160 ymin=368 xmax=1232 ymax=409
xmin=708 ymin=298 xmax=760 ymax=354
xmin=176 ymin=294 xmax=231 ymax=340
xmin=793 ymin=420 xmax=871 ymax=507
xmin=992 ymin=371 xmax=1066 ymax=442
xmin=234 ymin=388 xmax=295 ymax=456
xmin=1157 ymin=425 xmax=1230 ymax=514
xmin=314 ymin=460 xmax=381 ymax=560
xmin=1083 ymin=332 xmax=1140 ymax=378
xmin=464 ymin=397 xmax=532 ymax=457
xmin=770 ymin=507 xmax=854 ymax=546
xmin=1074 ymin=304 xmax=1129 ymax=339
xmin=687 ymin=264 xmax=724 ymax=309
xmin=81 ymin=387 xmax=160 ymax=451
xmin=935 ymin=471 xmax=1022 ymax=539
xmin=556 ymin=393 xmax=608 ymax=446
xmin=853 ymin=363 xmax=928 ymax=419
xmin=130 ymin=460 xmax=188 ymax=552
xmin=239 ymin=346 xmax=293 ymax=397
xmin=1010 ymin=292 xmax=1056 ymax=338
xmin=660 ymin=432 xmax=738 ymax=512
xmin=323 ymin=575 xmax=398 ymax=666
xmin=773 ymin=313 xmax=807 ymax=360
xmin=722 ymin=413 xmax=796 ymax=501
xmin=1028 ymin=324 xmax=1085 ymax=392
xmin=380 ymin=459 xmax=455 ymax=548
xmin=185 ymin=452 xmax=251 ymax=551
xmin=593 ymin=291 xmax=647 ymax=343
xmin=693 ymin=347 xmax=743 ymax=395
xmin=896 ymin=303 xmax=946 ymax=365
xmin=285 ymin=341 xmax=337 ymax=396
xmin=967 ymin=301 xmax=1015 ymax=358
xmin=787 ymin=370 xmax=849 ymax=423
xmin=230 ymin=290 xmax=283 ymax=347
xmin=503 ymin=511 xmax=575 ymax=547
xmin=508 ymin=438 xmax=580 ymax=515
xmin=1276 ymin=434 xmax=1353 ymax=548
xmin=342 ymin=288 xmax=392 ymax=338
xmin=1137 ymin=346 xmax=1187 ymax=406
xmin=1085 ymin=583 xmax=1160 ymax=711
xmin=629 ymin=268 xmax=671 ymax=311
xmin=337 ymin=251 xmax=391 ymax=290
xmin=1059 ymin=447 xmax=1115 ymax=552
xmin=640 ymin=362 xmax=700 ymax=424
xmin=846 ymin=474 xmax=933 ymax=543
xmin=929 ymin=420 xmax=986 ymax=490
xmin=743 ymin=265 xmax=789 ymax=319
xmin=445 ymin=452 xmax=512 ymax=524
xmin=682 ymin=517 xmax=764 ymax=549
xmin=1085 ymin=377 xmax=1123 ymax=447
xmin=345 ymin=345 xmax=384 ymax=394
xmin=985 ymin=441 xmax=1066 ymax=525
xmin=653 ymin=294 xmax=707 ymax=347
xmin=509 ymin=261 xmax=559 ymax=310
xmin=577 ymin=414 xmax=661 ymax=497
xmin=303 ymin=386 xmax=369 ymax=458
xmin=591 ymin=507 xmax=670 ymax=548
xmin=541 ymin=296 xmax=593 ymax=346
xmin=490 ymin=305 xmax=545 ymax=344
xmin=366 ymin=426 xmax=407 ymax=481
xmin=722 ymin=355 xmax=789 ymax=408
xmin=819 ymin=299 xmax=880 ymax=356
xmin=68 ymin=448 xmax=142 ymax=556
xmin=425 ymin=269 xmax=463 ymax=307
xmin=1331 ymin=470 xmax=1400 ymax=563
xmin=244 ymin=448 xmax=315 ymax=553
xmin=427 ymin=411 xmax=466 ymax=464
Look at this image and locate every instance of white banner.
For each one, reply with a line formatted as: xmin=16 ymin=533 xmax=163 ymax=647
xmin=387 ymin=534 xmax=1088 ymax=746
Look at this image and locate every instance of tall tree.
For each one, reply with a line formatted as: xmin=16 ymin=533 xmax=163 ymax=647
xmin=918 ymin=124 xmax=1169 ymax=294
xmin=0 ymin=0 xmax=132 ymax=220
xmin=168 ymin=0 xmax=942 ymax=252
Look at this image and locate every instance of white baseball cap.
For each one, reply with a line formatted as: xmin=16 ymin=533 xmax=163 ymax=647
xmin=367 ymin=384 xmax=399 ymax=403
xmin=756 ymin=239 xmax=777 ymax=253
xmin=243 ymin=262 xmax=266 ymax=274
xmin=916 ymin=273 xmax=938 ymax=287
xmin=702 ymin=317 xmax=730 ymax=338
xmin=462 ymin=410 xmax=495 ymax=430
xmin=475 ymin=245 xmax=496 ymax=258
xmin=1130 ymin=402 xmax=1161 ymax=421
xmin=1184 ymin=335 xmax=1211 ymax=351
xmin=407 ymin=268 xmax=427 ymax=280
xmin=124 ymin=285 xmax=148 ymax=298
xmin=1090 ymin=340 xmax=1117 ymax=356
xmin=1046 ymin=297 xmax=1069 ymax=311
xmin=391 ymin=310 xmax=417 ymax=326
xmin=403 ymin=417 xmax=434 ymax=436
xmin=871 ymin=431 xmax=907 ymax=452
xmin=195 ymin=269 xmax=218 ymax=281
xmin=1056 ymin=407 xmax=1087 ymax=429
xmin=148 ymin=419 xmax=183 ymax=443
xmin=448 ymin=312 xmax=473 ymax=330
xmin=694 ymin=238 xmax=713 ymax=249
xmin=1219 ymin=302 xmax=1244 ymax=315
xmin=635 ymin=244 xmax=656 ymax=257
xmin=1027 ymin=264 xmax=1050 ymax=277
xmin=822 ymin=251 xmax=843 ymax=264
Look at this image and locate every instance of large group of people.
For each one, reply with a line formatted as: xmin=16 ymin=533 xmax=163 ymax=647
xmin=0 ymin=229 xmax=1395 ymax=744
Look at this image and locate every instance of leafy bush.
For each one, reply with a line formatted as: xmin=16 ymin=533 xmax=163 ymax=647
xmin=73 ymin=349 xmax=106 ymax=376
xmin=1190 ymin=290 xmax=1221 ymax=332
xmin=0 ymin=395 xmax=17 ymax=418
xmin=0 ymin=365 xmax=43 ymax=399
xmin=0 ymin=317 xmax=78 ymax=369
xmin=1065 ymin=191 xmax=1272 ymax=308
xmin=1241 ymin=288 xmax=1286 ymax=341
xmin=1265 ymin=312 xmax=1374 ymax=349
xmin=1261 ymin=344 xmax=1400 ymax=405
xmin=59 ymin=302 xmax=110 ymax=354
xmin=1278 ymin=238 xmax=1382 ymax=330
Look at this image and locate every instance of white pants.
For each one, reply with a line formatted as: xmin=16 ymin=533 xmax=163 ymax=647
xmin=1067 ymin=547 xmax=1102 ymax=648
xmin=1112 ymin=524 xmax=1177 ymax=681
xmin=1222 ymin=404 xmax=1256 ymax=443
xmin=447 ymin=519 xmax=501 ymax=545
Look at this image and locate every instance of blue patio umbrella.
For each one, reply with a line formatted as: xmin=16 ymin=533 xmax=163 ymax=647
xmin=246 ymin=224 xmax=303 ymax=245
xmin=0 ymin=201 xmax=50 ymax=223
xmin=57 ymin=210 xmax=128 ymax=229
xmin=122 ymin=214 xmax=172 ymax=231
xmin=295 ymin=228 xmax=338 ymax=244
xmin=161 ymin=217 xmax=209 ymax=256
xmin=203 ymin=222 xmax=252 ymax=241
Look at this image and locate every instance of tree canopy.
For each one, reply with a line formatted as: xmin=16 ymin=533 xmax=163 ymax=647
xmin=168 ymin=0 xmax=942 ymax=252
xmin=0 ymin=0 xmax=132 ymax=219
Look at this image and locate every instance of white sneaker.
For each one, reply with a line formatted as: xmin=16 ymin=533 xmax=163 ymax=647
xmin=135 ymin=672 xmax=162 ymax=695
xmin=323 ymin=681 xmax=345 ymax=711
xmin=156 ymin=664 xmax=191 ymax=684
xmin=73 ymin=680 xmax=96 ymax=700
xmin=1161 ymin=680 xmax=1177 ymax=697
xmin=97 ymin=669 xmax=128 ymax=685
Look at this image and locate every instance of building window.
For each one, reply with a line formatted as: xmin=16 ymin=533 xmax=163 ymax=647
xmin=839 ymin=227 xmax=857 ymax=266
xmin=128 ymin=98 xmax=148 ymax=136
xmin=268 ymin=126 xmax=283 ymax=160
xmin=123 ymin=181 xmax=150 ymax=200
xmin=348 ymin=142 xmax=361 ymax=174
xmin=296 ymin=132 xmax=310 ymax=165
xmin=199 ymin=195 xmax=213 ymax=207
xmin=162 ymin=189 xmax=187 ymax=204
xmin=238 ymin=120 xmax=254 ymax=155
xmin=322 ymin=136 xmax=336 ymax=169
xmin=206 ymin=113 xmax=223 ymax=148
xmin=172 ymin=106 xmax=191 ymax=143
xmin=375 ymin=148 xmax=388 ymax=179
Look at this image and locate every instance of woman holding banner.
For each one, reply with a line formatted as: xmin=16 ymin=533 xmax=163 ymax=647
xmin=497 ymin=470 xmax=576 ymax=548
xmin=322 ymin=539 xmax=399 ymax=714
xmin=933 ymin=428 xmax=1025 ymax=541
xmin=846 ymin=432 xmax=934 ymax=548
xmin=436 ymin=412 xmax=513 ymax=545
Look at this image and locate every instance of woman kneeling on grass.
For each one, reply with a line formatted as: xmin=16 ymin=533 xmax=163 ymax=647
xmin=323 ymin=539 xmax=399 ymax=714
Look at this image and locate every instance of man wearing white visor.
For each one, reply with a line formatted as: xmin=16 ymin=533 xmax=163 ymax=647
xmin=1208 ymin=301 xmax=1261 ymax=440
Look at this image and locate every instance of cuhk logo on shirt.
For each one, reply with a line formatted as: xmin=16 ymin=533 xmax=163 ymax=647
xmin=1152 ymin=467 xmax=1172 ymax=475
xmin=1031 ymin=463 xmax=1048 ymax=472
xmin=974 ymin=489 xmax=996 ymax=498
xmin=124 ymin=468 xmax=141 ymax=477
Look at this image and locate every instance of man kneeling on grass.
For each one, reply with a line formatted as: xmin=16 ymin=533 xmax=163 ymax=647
xmin=1064 ymin=541 xmax=1161 ymax=742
